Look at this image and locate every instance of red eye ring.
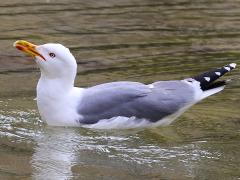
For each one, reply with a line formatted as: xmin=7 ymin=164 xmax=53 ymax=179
xmin=49 ymin=53 xmax=56 ymax=58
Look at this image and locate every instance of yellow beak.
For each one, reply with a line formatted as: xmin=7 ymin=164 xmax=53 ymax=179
xmin=14 ymin=40 xmax=46 ymax=61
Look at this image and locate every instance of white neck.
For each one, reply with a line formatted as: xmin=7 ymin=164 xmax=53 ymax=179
xmin=37 ymin=74 xmax=73 ymax=97
xmin=36 ymin=75 xmax=83 ymax=126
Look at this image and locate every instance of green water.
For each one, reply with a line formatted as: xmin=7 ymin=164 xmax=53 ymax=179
xmin=0 ymin=0 xmax=240 ymax=179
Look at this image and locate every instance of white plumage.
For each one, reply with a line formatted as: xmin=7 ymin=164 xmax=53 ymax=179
xmin=14 ymin=40 xmax=237 ymax=128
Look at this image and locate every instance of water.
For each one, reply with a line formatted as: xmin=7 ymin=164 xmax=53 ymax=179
xmin=0 ymin=0 xmax=240 ymax=179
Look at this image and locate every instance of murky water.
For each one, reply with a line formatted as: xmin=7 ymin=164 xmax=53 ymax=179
xmin=0 ymin=0 xmax=240 ymax=179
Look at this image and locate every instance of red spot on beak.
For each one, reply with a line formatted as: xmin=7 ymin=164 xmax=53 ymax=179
xmin=16 ymin=46 xmax=24 ymax=51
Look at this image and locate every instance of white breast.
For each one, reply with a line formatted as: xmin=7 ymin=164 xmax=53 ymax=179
xmin=37 ymin=79 xmax=84 ymax=126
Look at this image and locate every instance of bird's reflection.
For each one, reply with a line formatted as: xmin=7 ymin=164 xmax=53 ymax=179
xmin=32 ymin=127 xmax=80 ymax=180
xmin=31 ymin=126 xmax=220 ymax=179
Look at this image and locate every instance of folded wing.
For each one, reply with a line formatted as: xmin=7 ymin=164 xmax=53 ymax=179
xmin=77 ymin=81 xmax=195 ymax=124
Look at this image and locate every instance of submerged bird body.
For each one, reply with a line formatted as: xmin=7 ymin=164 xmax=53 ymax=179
xmin=14 ymin=40 xmax=237 ymax=128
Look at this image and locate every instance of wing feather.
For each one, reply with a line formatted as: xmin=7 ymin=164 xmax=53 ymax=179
xmin=77 ymin=81 xmax=194 ymax=124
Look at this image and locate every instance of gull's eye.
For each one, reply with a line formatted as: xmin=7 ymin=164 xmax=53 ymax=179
xmin=49 ymin=53 xmax=56 ymax=58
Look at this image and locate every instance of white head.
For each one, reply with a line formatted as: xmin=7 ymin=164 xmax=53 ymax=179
xmin=14 ymin=40 xmax=82 ymax=126
xmin=14 ymin=40 xmax=77 ymax=87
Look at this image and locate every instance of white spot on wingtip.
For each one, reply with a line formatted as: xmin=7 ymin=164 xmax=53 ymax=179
xmin=215 ymin=72 xmax=221 ymax=76
xmin=204 ymin=77 xmax=210 ymax=82
xmin=229 ymin=63 xmax=237 ymax=68
xmin=224 ymin=67 xmax=231 ymax=71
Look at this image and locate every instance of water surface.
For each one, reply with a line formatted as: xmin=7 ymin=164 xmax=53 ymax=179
xmin=0 ymin=0 xmax=240 ymax=179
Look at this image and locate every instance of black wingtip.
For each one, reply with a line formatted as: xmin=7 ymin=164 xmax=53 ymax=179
xmin=193 ymin=63 xmax=237 ymax=91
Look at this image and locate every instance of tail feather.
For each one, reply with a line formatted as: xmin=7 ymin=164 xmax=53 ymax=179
xmin=201 ymin=86 xmax=225 ymax=99
xmin=193 ymin=63 xmax=237 ymax=91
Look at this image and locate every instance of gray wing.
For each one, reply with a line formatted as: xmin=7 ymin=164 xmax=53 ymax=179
xmin=77 ymin=81 xmax=195 ymax=124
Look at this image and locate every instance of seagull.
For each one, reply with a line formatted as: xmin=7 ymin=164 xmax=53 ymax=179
xmin=14 ymin=40 xmax=237 ymax=129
